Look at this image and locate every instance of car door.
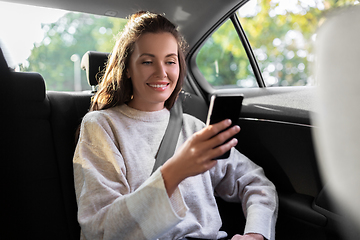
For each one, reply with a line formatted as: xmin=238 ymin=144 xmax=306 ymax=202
xmin=183 ymin=1 xmax=346 ymax=239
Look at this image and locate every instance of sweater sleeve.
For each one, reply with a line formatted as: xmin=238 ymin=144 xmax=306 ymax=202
xmin=210 ymin=149 xmax=278 ymax=240
xmin=73 ymin=113 xmax=188 ymax=240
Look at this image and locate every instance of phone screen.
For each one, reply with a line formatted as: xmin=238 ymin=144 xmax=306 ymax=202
xmin=206 ymin=93 xmax=244 ymax=159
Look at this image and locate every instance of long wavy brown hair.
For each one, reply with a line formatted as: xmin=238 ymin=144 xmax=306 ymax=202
xmin=90 ymin=11 xmax=187 ymax=111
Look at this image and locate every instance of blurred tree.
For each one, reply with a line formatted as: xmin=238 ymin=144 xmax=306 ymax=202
xmin=23 ymin=13 xmax=127 ymax=91
xmin=197 ymin=0 xmax=358 ymax=88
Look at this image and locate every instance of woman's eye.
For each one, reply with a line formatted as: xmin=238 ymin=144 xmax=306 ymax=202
xmin=142 ymin=61 xmax=152 ymax=65
xmin=167 ymin=61 xmax=176 ymax=65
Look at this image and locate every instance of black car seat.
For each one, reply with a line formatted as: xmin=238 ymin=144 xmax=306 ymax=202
xmin=1 ymin=47 xmax=75 ymax=239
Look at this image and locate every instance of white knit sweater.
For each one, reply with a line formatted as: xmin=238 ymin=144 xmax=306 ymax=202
xmin=73 ymin=104 xmax=278 ymax=240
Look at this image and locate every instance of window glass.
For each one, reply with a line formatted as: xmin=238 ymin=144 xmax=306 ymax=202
xmin=238 ymin=0 xmax=359 ymax=87
xmin=196 ymin=19 xmax=257 ymax=89
xmin=196 ymin=0 xmax=359 ymax=88
xmin=0 ymin=2 xmax=127 ymax=91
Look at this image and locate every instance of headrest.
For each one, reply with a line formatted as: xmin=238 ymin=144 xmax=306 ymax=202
xmin=0 ymin=47 xmax=10 ymax=77
xmin=1 ymin=47 xmax=12 ymax=103
xmin=11 ymin=72 xmax=46 ymax=102
xmin=1 ymin=47 xmax=45 ymax=106
xmin=81 ymin=51 xmax=110 ymax=86
xmin=6 ymin=72 xmax=48 ymax=118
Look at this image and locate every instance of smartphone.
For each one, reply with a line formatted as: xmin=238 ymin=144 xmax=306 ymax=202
xmin=206 ymin=93 xmax=244 ymax=159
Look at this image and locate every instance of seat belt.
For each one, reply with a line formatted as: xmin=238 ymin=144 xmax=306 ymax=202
xmin=151 ymin=94 xmax=183 ymax=173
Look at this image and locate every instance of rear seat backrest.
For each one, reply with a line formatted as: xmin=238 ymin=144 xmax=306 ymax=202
xmin=47 ymin=90 xmax=91 ymax=240
xmin=2 ymin=71 xmax=72 ymax=239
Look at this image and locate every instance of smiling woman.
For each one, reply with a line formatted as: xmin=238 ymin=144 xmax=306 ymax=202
xmin=73 ymin=10 xmax=277 ymax=240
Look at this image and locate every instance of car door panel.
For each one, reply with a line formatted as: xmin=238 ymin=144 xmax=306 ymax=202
xmin=193 ymin=86 xmax=345 ymax=239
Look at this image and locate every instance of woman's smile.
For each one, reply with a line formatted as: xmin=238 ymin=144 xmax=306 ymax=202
xmin=146 ymin=82 xmax=170 ymax=91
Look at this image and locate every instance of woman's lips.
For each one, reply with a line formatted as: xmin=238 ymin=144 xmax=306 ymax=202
xmin=146 ymin=82 xmax=170 ymax=91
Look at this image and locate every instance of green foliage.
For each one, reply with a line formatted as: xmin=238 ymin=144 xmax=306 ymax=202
xmin=196 ymin=0 xmax=358 ymax=88
xmin=196 ymin=19 xmax=256 ymax=88
xmin=23 ymin=13 xmax=127 ymax=91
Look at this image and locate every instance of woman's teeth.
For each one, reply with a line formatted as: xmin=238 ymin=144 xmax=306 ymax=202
xmin=148 ymin=83 xmax=168 ymax=88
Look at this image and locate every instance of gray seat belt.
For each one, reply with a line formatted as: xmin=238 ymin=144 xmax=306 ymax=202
xmin=152 ymin=94 xmax=183 ymax=173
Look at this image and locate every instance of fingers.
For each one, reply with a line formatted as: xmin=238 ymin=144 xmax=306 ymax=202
xmin=210 ymin=124 xmax=240 ymax=147
xmin=165 ymin=119 xmax=240 ymax=180
xmin=191 ymin=119 xmax=240 ymax=159
xmin=209 ymin=137 xmax=238 ymax=159
xmin=206 ymin=122 xmax=240 ymax=160
xmin=196 ymin=119 xmax=233 ymax=141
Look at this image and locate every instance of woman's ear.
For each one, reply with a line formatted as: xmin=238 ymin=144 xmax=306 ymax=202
xmin=126 ymin=69 xmax=131 ymax=79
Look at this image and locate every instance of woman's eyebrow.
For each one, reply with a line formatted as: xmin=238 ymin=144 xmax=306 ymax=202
xmin=166 ymin=53 xmax=178 ymax=57
xmin=139 ymin=53 xmax=155 ymax=58
xmin=139 ymin=53 xmax=178 ymax=58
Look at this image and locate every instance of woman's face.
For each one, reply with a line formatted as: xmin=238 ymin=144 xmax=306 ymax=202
xmin=127 ymin=32 xmax=180 ymax=111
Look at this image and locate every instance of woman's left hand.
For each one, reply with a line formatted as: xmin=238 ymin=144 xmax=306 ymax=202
xmin=231 ymin=233 xmax=264 ymax=240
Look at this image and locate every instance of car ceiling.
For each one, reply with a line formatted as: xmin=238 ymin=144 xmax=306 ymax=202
xmin=3 ymin=0 xmax=248 ymax=49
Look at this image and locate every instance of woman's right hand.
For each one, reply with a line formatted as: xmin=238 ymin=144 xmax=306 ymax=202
xmin=161 ymin=119 xmax=240 ymax=197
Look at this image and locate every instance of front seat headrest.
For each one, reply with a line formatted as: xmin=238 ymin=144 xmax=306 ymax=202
xmin=81 ymin=51 xmax=110 ymax=88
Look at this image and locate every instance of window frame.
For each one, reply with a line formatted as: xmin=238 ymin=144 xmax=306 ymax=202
xmin=187 ymin=5 xmax=265 ymax=96
xmin=230 ymin=14 xmax=265 ymax=88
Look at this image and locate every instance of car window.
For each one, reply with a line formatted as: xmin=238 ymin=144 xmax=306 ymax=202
xmin=196 ymin=18 xmax=257 ymax=89
xmin=239 ymin=0 xmax=359 ymax=87
xmin=237 ymin=0 xmax=318 ymax=87
xmin=0 ymin=2 xmax=127 ymax=91
xmin=196 ymin=0 xmax=359 ymax=88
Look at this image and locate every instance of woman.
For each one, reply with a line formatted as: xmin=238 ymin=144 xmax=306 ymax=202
xmin=74 ymin=11 xmax=278 ymax=240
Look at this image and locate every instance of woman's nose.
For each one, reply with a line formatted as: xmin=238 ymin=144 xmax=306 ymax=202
xmin=154 ymin=63 xmax=167 ymax=79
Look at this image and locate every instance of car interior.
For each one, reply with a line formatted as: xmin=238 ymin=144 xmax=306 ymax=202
xmin=1 ymin=0 xmax=354 ymax=239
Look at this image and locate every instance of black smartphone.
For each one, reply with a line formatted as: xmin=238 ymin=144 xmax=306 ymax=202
xmin=205 ymin=93 xmax=244 ymax=159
